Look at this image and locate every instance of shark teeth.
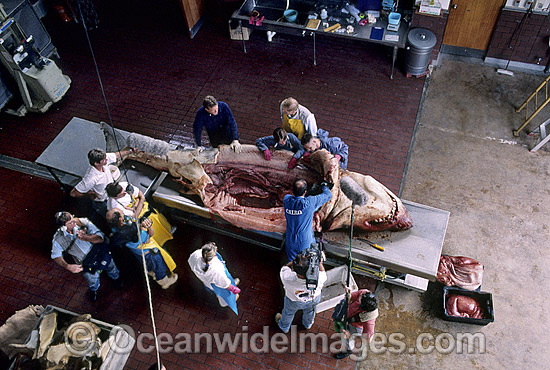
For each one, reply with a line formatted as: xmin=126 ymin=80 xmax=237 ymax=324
xmin=371 ymin=197 xmax=397 ymax=224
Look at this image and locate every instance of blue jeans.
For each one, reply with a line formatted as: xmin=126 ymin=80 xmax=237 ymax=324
xmin=142 ymin=251 xmax=168 ymax=281
xmin=82 ymin=259 xmax=120 ymax=292
xmin=278 ymin=295 xmax=321 ymax=333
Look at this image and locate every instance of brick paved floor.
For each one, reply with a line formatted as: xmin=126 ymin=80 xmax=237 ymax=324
xmin=0 ymin=0 xmax=425 ymax=368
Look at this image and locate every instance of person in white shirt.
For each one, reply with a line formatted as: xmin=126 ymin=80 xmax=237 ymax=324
xmin=188 ymin=242 xmax=241 ymax=313
xmin=106 ymin=181 xmax=145 ymax=218
xmin=105 ymin=181 xmax=173 ymax=247
xmin=275 ymin=250 xmax=327 ymax=333
xmin=70 ymin=147 xmax=134 ymax=217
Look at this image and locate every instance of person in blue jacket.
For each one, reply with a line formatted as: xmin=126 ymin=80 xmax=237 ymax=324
xmin=256 ymin=127 xmax=305 ymax=166
xmin=193 ymin=95 xmax=242 ymax=152
xmin=283 ymin=179 xmax=332 ymax=261
xmin=299 ymin=129 xmax=349 ymax=170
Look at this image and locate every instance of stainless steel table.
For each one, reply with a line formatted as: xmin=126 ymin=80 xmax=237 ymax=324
xmin=323 ymin=200 xmax=449 ymax=291
xmin=37 ymin=117 xmax=449 ymax=291
xmin=231 ymin=0 xmax=409 ymax=78
xmin=35 ymin=117 xmax=130 ymax=191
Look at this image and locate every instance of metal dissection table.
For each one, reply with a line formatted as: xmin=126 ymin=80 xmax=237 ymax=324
xmin=36 ymin=117 xmax=448 ymax=292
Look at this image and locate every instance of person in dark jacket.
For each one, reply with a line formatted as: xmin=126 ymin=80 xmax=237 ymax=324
xmin=256 ymin=127 xmax=305 ymax=166
xmin=193 ymin=95 xmax=241 ymax=152
xmin=106 ymin=208 xmax=178 ymax=289
xmin=299 ymin=129 xmax=349 ymax=170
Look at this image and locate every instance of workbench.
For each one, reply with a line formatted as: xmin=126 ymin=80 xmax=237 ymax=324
xmin=230 ymin=0 xmax=410 ymax=79
xmin=36 ymin=117 xmax=448 ymax=292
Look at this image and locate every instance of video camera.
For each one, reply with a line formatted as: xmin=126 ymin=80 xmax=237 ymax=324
xmin=305 ymin=181 xmax=333 ymax=196
xmin=304 ymin=242 xmax=323 ymax=292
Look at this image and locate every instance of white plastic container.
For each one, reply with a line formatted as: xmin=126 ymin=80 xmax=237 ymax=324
xmin=316 ymin=265 xmax=359 ymax=313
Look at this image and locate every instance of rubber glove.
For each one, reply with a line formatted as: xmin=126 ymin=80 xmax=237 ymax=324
xmin=230 ymin=140 xmax=242 ymax=153
xmin=334 ymin=154 xmax=342 ymax=163
xmin=302 ymin=150 xmax=311 ymax=162
xmin=264 ymin=149 xmax=272 ymax=161
xmin=227 ymin=285 xmax=241 ymax=295
xmin=288 ymin=157 xmax=298 ymax=169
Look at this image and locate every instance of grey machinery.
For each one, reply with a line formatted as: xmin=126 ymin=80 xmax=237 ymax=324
xmin=0 ymin=0 xmax=69 ymax=114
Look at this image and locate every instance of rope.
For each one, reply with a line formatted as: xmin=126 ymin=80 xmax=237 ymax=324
xmin=73 ymin=1 xmax=162 ymax=368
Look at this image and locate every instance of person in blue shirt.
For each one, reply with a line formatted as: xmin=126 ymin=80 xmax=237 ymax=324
xmin=300 ymin=129 xmax=349 ymax=170
xmin=51 ymin=211 xmax=122 ymax=302
xmin=283 ymin=179 xmax=332 ymax=261
xmin=193 ymin=95 xmax=242 ymax=152
xmin=256 ymin=127 xmax=305 ymax=166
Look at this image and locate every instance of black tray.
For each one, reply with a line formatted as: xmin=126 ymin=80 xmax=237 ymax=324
xmin=442 ymin=286 xmax=494 ymax=325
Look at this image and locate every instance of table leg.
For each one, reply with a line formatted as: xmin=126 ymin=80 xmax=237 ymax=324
xmin=46 ymin=166 xmax=72 ymax=193
xmin=313 ymin=32 xmax=316 ymax=66
xmin=239 ymin=20 xmax=247 ymax=54
xmin=391 ymin=46 xmax=397 ymax=79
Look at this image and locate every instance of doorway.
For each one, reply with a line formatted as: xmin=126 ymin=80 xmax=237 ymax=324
xmin=442 ymin=0 xmax=504 ymax=51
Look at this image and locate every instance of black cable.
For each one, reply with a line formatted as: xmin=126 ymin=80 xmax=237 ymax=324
xmin=505 ymin=3 xmax=533 ymax=71
xmin=74 ymin=0 xmax=132 ymax=187
xmin=545 ymin=13 xmax=550 ymax=74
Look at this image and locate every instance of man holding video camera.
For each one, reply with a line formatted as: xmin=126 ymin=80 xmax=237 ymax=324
xmin=275 ymin=247 xmax=327 ymax=334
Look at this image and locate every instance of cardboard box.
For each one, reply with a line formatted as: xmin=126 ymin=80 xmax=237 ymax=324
xmin=229 ymin=20 xmax=252 ymax=41
xmin=419 ymin=0 xmax=441 ymax=15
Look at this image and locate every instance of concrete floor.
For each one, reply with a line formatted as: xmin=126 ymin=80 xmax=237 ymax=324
xmin=359 ymin=59 xmax=550 ymax=369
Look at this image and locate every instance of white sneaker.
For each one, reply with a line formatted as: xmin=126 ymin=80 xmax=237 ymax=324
xmin=275 ymin=313 xmax=289 ymax=333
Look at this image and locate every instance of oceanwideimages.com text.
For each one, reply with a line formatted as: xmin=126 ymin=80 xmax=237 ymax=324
xmin=68 ymin=323 xmax=486 ymax=362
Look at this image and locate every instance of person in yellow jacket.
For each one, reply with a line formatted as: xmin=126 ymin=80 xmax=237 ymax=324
xmin=106 ymin=208 xmax=178 ymax=289
xmin=106 ymin=181 xmax=173 ymax=247
xmin=280 ymin=97 xmax=318 ymax=140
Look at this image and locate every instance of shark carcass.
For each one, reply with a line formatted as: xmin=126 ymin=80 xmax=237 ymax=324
xmin=122 ymin=132 xmax=413 ymax=234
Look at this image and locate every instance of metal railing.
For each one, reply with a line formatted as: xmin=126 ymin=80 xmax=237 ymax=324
xmin=514 ymin=74 xmax=550 ymax=136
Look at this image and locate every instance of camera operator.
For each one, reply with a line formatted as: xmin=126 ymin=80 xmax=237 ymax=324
xmin=275 ymin=249 xmax=327 ymax=334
